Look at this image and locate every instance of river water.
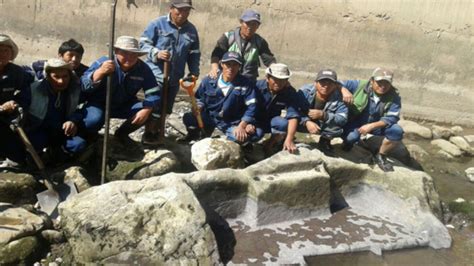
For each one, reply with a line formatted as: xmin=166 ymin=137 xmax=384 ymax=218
xmin=308 ymin=125 xmax=474 ymax=265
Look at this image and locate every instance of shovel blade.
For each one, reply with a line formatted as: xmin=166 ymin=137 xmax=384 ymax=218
xmin=36 ymin=180 xmax=78 ymax=217
xmin=36 ymin=190 xmax=60 ymax=216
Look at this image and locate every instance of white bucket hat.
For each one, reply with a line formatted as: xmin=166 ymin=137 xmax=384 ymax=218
xmin=114 ymin=36 xmax=147 ymax=55
xmin=265 ymin=63 xmax=292 ymax=79
xmin=44 ymin=58 xmax=73 ymax=74
xmin=0 ymin=34 xmax=19 ymax=60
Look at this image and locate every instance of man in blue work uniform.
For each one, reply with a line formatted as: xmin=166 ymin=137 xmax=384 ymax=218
xmin=182 ymin=51 xmax=259 ymax=144
xmin=32 ymin=39 xmax=89 ymax=80
xmin=0 ymin=34 xmax=35 ymax=167
xmin=140 ymin=0 xmax=200 ymax=144
xmin=341 ymin=68 xmax=403 ymax=172
xmin=17 ymin=58 xmax=86 ymax=164
xmin=255 ymin=63 xmax=299 ymax=154
xmin=298 ymin=69 xmax=348 ymax=153
xmin=209 ymin=9 xmax=276 ymax=81
xmin=81 ymin=36 xmax=160 ymax=143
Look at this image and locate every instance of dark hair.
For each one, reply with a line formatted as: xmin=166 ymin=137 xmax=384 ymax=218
xmin=58 ymin=39 xmax=85 ymax=56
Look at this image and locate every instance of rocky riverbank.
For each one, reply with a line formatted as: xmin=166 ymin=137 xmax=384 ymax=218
xmin=1 ymin=102 xmax=473 ymax=264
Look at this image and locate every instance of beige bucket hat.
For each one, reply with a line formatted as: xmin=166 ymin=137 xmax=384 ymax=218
xmin=114 ymin=36 xmax=147 ymax=55
xmin=0 ymin=34 xmax=19 ymax=60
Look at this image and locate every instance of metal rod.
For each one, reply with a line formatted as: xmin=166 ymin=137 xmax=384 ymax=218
xmin=101 ymin=0 xmax=118 ymax=185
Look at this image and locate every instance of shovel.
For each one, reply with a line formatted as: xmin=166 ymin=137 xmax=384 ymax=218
xmin=180 ymin=76 xmax=206 ymax=136
xmin=11 ymin=109 xmax=77 ymax=217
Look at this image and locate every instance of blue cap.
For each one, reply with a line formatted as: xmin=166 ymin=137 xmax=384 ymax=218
xmin=221 ymin=51 xmax=242 ymax=65
xmin=240 ymin=9 xmax=261 ymax=23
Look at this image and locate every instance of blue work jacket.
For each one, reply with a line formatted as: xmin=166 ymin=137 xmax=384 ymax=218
xmin=0 ymin=63 xmax=34 ymax=105
xmin=81 ymin=56 xmax=160 ymax=109
xmin=255 ymin=80 xmax=300 ymax=125
xmin=341 ymin=80 xmax=401 ymax=126
xmin=140 ymin=14 xmax=200 ymax=86
xmin=298 ymin=84 xmax=348 ymax=127
xmin=195 ymin=74 xmax=257 ymax=131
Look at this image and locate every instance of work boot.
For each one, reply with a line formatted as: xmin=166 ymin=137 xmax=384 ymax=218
xmin=341 ymin=141 xmax=353 ymax=152
xmin=318 ymin=137 xmax=333 ymax=153
xmin=115 ymin=119 xmax=141 ymax=144
xmin=374 ymin=153 xmax=394 ymax=172
xmin=177 ymin=129 xmax=200 ymax=143
xmin=141 ymin=117 xmax=162 ymax=146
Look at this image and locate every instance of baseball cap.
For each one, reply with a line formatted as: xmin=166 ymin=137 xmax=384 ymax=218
xmin=240 ymin=9 xmax=261 ymax=23
xmin=372 ymin=67 xmax=394 ymax=83
xmin=221 ymin=51 xmax=242 ymax=65
xmin=170 ymin=0 xmax=193 ymax=9
xmin=316 ymin=69 xmax=338 ymax=82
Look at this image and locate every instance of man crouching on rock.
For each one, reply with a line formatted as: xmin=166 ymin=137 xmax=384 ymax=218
xmin=17 ymin=58 xmax=87 ymax=163
xmin=255 ymin=63 xmax=300 ymax=154
xmin=182 ymin=51 xmax=260 ymax=144
xmin=297 ymin=69 xmax=348 ymax=154
xmin=80 ymin=36 xmax=160 ymax=144
xmin=341 ymin=68 xmax=404 ymax=172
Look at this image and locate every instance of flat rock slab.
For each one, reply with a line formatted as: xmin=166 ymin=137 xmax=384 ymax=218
xmin=228 ymin=184 xmax=450 ymax=265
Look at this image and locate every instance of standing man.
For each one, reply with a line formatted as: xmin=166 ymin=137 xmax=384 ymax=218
xmin=140 ymin=0 xmax=200 ymax=144
xmin=209 ymin=9 xmax=276 ymax=81
xmin=255 ymin=63 xmax=300 ymax=154
xmin=182 ymin=52 xmax=259 ymax=144
xmin=0 ymin=34 xmax=34 ymax=167
xmin=341 ymin=68 xmax=403 ymax=172
xmin=298 ymin=69 xmax=348 ymax=152
xmin=32 ymin=39 xmax=89 ymax=80
xmin=81 ymin=36 xmax=160 ymax=144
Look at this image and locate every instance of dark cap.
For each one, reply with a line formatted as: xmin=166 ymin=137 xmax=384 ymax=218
xmin=316 ymin=69 xmax=338 ymax=82
xmin=372 ymin=67 xmax=394 ymax=83
xmin=221 ymin=51 xmax=243 ymax=65
xmin=170 ymin=0 xmax=193 ymax=9
xmin=240 ymin=9 xmax=261 ymax=23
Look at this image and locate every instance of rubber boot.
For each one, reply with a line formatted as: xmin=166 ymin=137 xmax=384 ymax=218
xmin=141 ymin=117 xmax=161 ymax=146
xmin=115 ymin=119 xmax=142 ymax=144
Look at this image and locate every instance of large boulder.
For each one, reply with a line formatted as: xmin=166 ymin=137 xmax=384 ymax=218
xmin=191 ymin=138 xmax=244 ymax=170
xmin=59 ymin=177 xmax=219 ymax=264
xmin=0 ymin=172 xmax=37 ymax=204
xmin=0 ymin=203 xmax=45 ymax=264
xmin=431 ymin=139 xmax=463 ymax=157
xmin=399 ymin=120 xmax=433 ymax=139
xmin=432 ymin=125 xmax=453 ymax=140
xmin=449 ymin=136 xmax=473 ymax=155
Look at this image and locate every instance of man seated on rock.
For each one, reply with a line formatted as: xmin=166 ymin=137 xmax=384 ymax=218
xmin=32 ymin=39 xmax=89 ymax=80
xmin=182 ymin=51 xmax=260 ymax=144
xmin=255 ymin=63 xmax=299 ymax=154
xmin=341 ymin=67 xmax=403 ymax=172
xmin=80 ymin=36 xmax=160 ymax=143
xmin=297 ymin=69 xmax=348 ymax=153
xmin=208 ymin=9 xmax=276 ymax=81
xmin=0 ymin=34 xmax=35 ymax=168
xmin=16 ymin=58 xmax=86 ymax=163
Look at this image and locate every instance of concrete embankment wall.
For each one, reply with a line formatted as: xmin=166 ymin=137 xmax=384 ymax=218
xmin=2 ymin=0 xmax=473 ymax=126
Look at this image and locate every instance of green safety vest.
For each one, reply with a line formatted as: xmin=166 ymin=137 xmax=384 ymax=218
xmin=349 ymin=79 xmax=395 ymax=117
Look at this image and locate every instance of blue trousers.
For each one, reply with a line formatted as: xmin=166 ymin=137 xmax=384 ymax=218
xmin=0 ymin=120 xmax=26 ymax=163
xmin=343 ymin=120 xmax=404 ymax=145
xmin=81 ymin=101 xmax=143 ymax=133
xmin=259 ymin=116 xmax=290 ymax=135
xmin=183 ymin=111 xmax=264 ymax=143
xmin=297 ymin=120 xmax=344 ymax=139
xmin=27 ymin=127 xmax=86 ymax=155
